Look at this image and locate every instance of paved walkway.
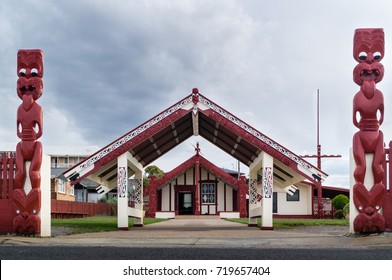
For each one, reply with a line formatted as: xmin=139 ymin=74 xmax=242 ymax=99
xmin=1 ymin=217 xmax=392 ymax=249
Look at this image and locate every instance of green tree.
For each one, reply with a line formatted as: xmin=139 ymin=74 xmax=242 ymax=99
xmin=144 ymin=165 xmax=164 ymax=188
xmin=145 ymin=165 xmax=164 ymax=178
xmin=331 ymin=194 xmax=349 ymax=210
xmin=332 ymin=194 xmax=349 ymax=219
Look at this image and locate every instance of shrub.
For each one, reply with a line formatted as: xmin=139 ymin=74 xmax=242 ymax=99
xmin=98 ymin=197 xmax=118 ymax=205
xmin=332 ymin=194 xmax=349 ymax=210
xmin=334 ymin=209 xmax=345 ymax=219
xmin=343 ymin=203 xmax=350 ymax=216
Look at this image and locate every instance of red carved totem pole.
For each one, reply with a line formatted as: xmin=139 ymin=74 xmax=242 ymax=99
xmin=13 ymin=50 xmax=44 ymax=234
xmin=352 ymin=29 xmax=386 ymax=233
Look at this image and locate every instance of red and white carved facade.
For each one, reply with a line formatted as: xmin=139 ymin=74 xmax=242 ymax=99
xmin=146 ymin=147 xmax=247 ymax=218
xmin=64 ymin=88 xmax=326 ymax=230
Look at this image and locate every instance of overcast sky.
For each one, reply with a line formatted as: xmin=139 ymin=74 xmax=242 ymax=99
xmin=1 ymin=0 xmax=392 ymax=188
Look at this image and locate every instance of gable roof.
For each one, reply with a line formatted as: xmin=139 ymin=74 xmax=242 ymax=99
xmin=63 ymin=89 xmax=327 ymax=187
xmin=148 ymin=153 xmax=240 ymax=191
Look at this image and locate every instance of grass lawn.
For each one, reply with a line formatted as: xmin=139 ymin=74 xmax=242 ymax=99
xmin=226 ymin=218 xmax=349 ymax=229
xmin=51 ymin=216 xmax=166 ymax=235
xmin=52 ymin=216 xmax=349 ymax=235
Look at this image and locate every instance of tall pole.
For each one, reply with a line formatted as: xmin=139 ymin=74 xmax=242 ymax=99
xmin=317 ymin=89 xmax=321 ymax=170
xmin=316 ymin=89 xmax=323 ymax=218
xmin=300 ymin=89 xmax=341 ymax=218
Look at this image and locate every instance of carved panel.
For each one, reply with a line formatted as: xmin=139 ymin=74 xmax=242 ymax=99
xmin=249 ymin=179 xmax=258 ymax=204
xmin=133 ymin=179 xmax=142 ymax=204
xmin=117 ymin=167 xmax=127 ymax=198
xmin=263 ymin=167 xmax=273 ymax=199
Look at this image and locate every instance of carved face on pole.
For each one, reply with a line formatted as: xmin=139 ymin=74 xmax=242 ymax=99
xmin=13 ymin=49 xmax=44 ymax=235
xmin=353 ymin=29 xmax=384 ymax=93
xmin=17 ymin=50 xmax=44 ymax=108
xmin=352 ymin=28 xmax=387 ymax=233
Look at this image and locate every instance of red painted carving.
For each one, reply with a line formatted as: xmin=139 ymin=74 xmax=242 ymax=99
xmin=238 ymin=176 xmax=248 ymax=218
xmin=192 ymin=88 xmax=199 ymax=104
xmin=13 ymin=49 xmax=44 ymax=235
xmin=0 ymin=152 xmax=16 ymax=233
xmin=352 ymin=29 xmax=386 ymax=233
xmin=146 ymin=176 xmax=158 ymax=218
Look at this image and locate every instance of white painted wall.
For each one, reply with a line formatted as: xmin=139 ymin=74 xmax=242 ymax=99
xmin=274 ymin=184 xmax=312 ymax=215
xmin=226 ymin=186 xmax=233 ymax=211
xmin=40 ymin=155 xmax=51 ymax=237
xmin=161 ymin=184 xmax=170 ymax=211
xmin=159 ymin=167 xmax=236 ymax=214
xmin=217 ymin=182 xmax=234 ymax=212
xmin=217 ymin=182 xmax=225 ymax=212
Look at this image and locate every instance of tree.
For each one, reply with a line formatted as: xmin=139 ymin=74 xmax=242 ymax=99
xmin=145 ymin=165 xmax=164 ymax=179
xmin=332 ymin=194 xmax=349 ymax=219
xmin=144 ymin=165 xmax=164 ymax=188
xmin=331 ymin=194 xmax=349 ymax=210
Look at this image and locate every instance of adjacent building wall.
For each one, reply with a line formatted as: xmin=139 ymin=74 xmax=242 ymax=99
xmin=274 ymin=184 xmax=312 ymax=215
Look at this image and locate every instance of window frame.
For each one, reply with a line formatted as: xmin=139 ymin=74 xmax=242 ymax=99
xmin=286 ymin=189 xmax=300 ymax=201
xmin=201 ymin=182 xmax=216 ymax=205
xmin=58 ymin=179 xmax=66 ymax=194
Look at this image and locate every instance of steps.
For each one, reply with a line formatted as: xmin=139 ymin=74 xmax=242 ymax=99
xmin=175 ymin=215 xmax=220 ymax=220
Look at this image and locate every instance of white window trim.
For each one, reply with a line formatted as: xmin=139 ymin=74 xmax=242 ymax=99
xmin=58 ymin=179 xmax=66 ymax=194
xmin=70 ymin=185 xmax=75 ymax=196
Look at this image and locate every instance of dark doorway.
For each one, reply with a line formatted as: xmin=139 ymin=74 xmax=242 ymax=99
xmin=178 ymin=192 xmax=194 ymax=215
xmin=232 ymin=189 xmax=238 ymax=211
xmin=273 ymin=192 xmax=278 ymax=213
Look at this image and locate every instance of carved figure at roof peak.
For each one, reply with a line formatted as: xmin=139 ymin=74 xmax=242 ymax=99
xmin=192 ymin=88 xmax=199 ymax=104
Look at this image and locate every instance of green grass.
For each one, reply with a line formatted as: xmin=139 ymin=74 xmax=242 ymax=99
xmin=52 ymin=216 xmax=349 ymax=235
xmin=51 ymin=216 xmax=166 ymax=235
xmin=226 ymin=218 xmax=349 ymax=229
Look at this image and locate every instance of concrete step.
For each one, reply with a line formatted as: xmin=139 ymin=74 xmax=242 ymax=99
xmin=175 ymin=215 xmax=220 ymax=220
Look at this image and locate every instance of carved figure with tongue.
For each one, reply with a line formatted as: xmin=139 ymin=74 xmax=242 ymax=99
xmin=13 ymin=49 xmax=44 ymax=235
xmin=352 ymin=29 xmax=386 ymax=233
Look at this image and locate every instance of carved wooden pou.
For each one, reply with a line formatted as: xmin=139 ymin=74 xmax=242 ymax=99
xmin=13 ymin=49 xmax=44 ymax=235
xmin=352 ymin=29 xmax=386 ymax=233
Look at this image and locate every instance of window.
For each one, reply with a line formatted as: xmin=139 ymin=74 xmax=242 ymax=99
xmin=51 ymin=157 xmax=58 ymax=168
xmin=70 ymin=185 xmax=75 ymax=196
xmin=58 ymin=179 xmax=66 ymax=194
xmin=201 ymin=182 xmax=216 ymax=204
xmin=287 ymin=189 xmax=300 ymax=201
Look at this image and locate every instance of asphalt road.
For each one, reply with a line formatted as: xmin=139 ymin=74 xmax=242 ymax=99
xmin=2 ymin=219 xmax=392 ymax=261
xmin=1 ymin=246 xmax=392 ymax=260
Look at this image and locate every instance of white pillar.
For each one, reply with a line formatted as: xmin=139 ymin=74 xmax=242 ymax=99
xmin=248 ymin=153 xmax=263 ymax=227
xmin=349 ymin=149 xmax=374 ymax=233
xmin=117 ymin=153 xmax=129 ymax=230
xmin=40 ymin=155 xmax=51 ymax=237
xmin=133 ymin=169 xmax=144 ymax=227
xmin=261 ymin=152 xmax=274 ymax=230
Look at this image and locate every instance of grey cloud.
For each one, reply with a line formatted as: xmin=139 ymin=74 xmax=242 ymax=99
xmin=2 ymin=0 xmax=392 ymax=188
